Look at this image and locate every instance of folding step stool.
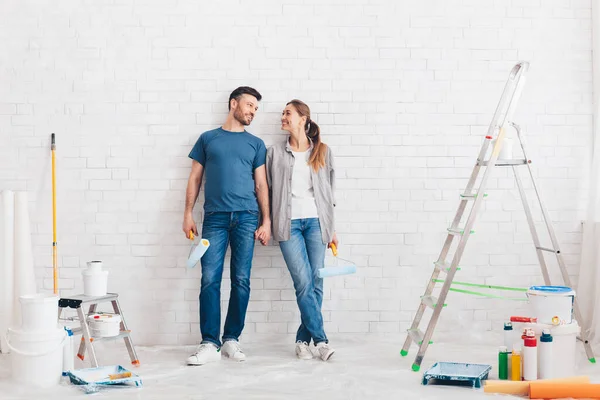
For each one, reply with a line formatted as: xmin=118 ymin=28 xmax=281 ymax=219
xmin=58 ymin=293 xmax=140 ymax=368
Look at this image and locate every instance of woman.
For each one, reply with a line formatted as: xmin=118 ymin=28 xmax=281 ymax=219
xmin=266 ymin=99 xmax=338 ymax=361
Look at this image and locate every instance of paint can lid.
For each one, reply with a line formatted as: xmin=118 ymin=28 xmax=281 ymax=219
xmin=499 ymin=345 xmax=508 ymax=352
xmin=504 ymin=322 xmax=513 ymax=331
xmin=87 ymin=313 xmax=122 ymax=323
xmin=524 ymin=336 xmax=537 ymax=347
xmin=527 ymin=285 xmax=575 ymax=297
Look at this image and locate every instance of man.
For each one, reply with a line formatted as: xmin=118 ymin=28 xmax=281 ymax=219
xmin=183 ymin=86 xmax=271 ymax=365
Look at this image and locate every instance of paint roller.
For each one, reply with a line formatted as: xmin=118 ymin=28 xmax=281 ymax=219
xmin=318 ymin=243 xmax=357 ymax=278
xmin=483 ymin=376 xmax=590 ymax=396
xmin=186 ymin=231 xmax=210 ymax=268
xmin=530 ymin=380 xmax=600 ymax=399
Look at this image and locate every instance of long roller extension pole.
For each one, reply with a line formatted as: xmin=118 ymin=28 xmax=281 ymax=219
xmin=51 ymin=133 xmax=58 ymax=295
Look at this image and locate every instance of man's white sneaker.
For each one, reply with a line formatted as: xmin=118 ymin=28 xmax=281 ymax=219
xmin=315 ymin=342 xmax=335 ymax=361
xmin=221 ymin=340 xmax=246 ymax=361
xmin=186 ymin=343 xmax=221 ymax=366
xmin=295 ymin=341 xmax=313 ymax=360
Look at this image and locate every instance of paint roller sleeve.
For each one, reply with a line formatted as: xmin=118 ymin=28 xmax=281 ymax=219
xmin=318 ymin=243 xmax=357 ymax=278
xmin=187 ymin=231 xmax=210 ymax=268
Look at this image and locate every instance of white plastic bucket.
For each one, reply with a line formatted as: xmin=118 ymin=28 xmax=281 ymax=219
xmin=86 ymin=260 xmax=103 ymax=273
xmin=491 ymin=137 xmax=514 ymax=159
xmin=527 ymin=286 xmax=575 ymax=325
xmin=19 ymin=293 xmax=59 ymax=332
xmin=87 ymin=313 xmax=122 ymax=337
xmin=522 ymin=320 xmax=580 ymax=379
xmin=6 ymin=327 xmax=66 ymax=388
xmin=82 ymin=269 xmax=109 ymax=297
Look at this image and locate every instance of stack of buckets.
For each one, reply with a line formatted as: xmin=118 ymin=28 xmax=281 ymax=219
xmin=503 ymin=285 xmax=580 ymax=380
xmin=6 ymin=293 xmax=66 ymax=388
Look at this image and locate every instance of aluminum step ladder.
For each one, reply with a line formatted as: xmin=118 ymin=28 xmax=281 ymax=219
xmin=400 ymin=61 xmax=596 ymax=371
xmin=58 ymin=293 xmax=139 ymax=368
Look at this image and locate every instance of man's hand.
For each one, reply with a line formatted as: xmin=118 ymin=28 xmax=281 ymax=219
xmin=255 ymin=223 xmax=271 ymax=246
xmin=183 ymin=214 xmax=198 ymax=239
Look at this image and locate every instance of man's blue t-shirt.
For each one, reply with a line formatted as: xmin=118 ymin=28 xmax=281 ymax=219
xmin=189 ymin=127 xmax=267 ymax=213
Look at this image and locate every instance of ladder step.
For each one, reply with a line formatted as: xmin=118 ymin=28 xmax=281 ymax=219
xmin=408 ymin=328 xmax=424 ymax=344
xmin=434 ymin=261 xmax=461 ymax=273
xmin=90 ymin=331 xmax=131 ymax=343
xmin=460 ymin=193 xmax=488 ymax=200
xmin=478 ymin=159 xmax=528 ymax=167
xmin=408 ymin=328 xmax=433 ymax=345
xmin=421 ymin=295 xmax=447 ymax=309
xmin=447 ymin=228 xmax=475 ymax=236
xmin=536 ymin=246 xmax=559 ymax=254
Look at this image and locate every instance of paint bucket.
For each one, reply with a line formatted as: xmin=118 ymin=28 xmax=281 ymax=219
xmin=86 ymin=260 xmax=103 ymax=272
xmin=82 ymin=262 xmax=109 ymax=297
xmin=527 ymin=286 xmax=575 ymax=325
xmin=87 ymin=313 xmax=122 ymax=337
xmin=19 ymin=293 xmax=59 ymax=332
xmin=6 ymin=327 xmax=66 ymax=388
xmin=521 ymin=320 xmax=580 ymax=379
xmin=490 ymin=137 xmax=514 ymax=160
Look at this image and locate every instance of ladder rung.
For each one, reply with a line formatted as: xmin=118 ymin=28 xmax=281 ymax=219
xmin=477 ymin=159 xmax=528 ymax=166
xmin=536 ymin=246 xmax=559 ymax=253
xmin=434 ymin=261 xmax=461 ymax=273
xmin=408 ymin=328 xmax=433 ymax=345
xmin=447 ymin=228 xmax=474 ymax=236
xmin=90 ymin=331 xmax=131 ymax=342
xmin=460 ymin=193 xmax=488 ymax=200
xmin=421 ymin=295 xmax=446 ymax=309
xmin=408 ymin=328 xmax=424 ymax=344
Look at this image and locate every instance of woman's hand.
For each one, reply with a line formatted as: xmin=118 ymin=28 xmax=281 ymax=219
xmin=328 ymin=232 xmax=339 ymax=250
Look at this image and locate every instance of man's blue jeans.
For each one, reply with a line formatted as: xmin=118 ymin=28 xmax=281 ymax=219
xmin=279 ymin=218 xmax=328 ymax=344
xmin=199 ymin=211 xmax=258 ymax=347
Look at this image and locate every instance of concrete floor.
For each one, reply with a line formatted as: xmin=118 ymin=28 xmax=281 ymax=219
xmin=0 ymin=334 xmax=597 ymax=400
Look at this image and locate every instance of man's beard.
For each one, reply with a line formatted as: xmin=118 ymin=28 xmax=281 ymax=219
xmin=234 ymin=108 xmax=252 ymax=126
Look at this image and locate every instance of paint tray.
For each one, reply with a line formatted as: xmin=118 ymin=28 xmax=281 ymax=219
xmin=422 ymin=362 xmax=491 ymax=388
xmin=67 ymin=365 xmax=142 ymax=391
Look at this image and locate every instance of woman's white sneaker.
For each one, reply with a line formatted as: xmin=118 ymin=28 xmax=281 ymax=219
xmin=315 ymin=342 xmax=335 ymax=361
xmin=186 ymin=343 xmax=221 ymax=365
xmin=221 ymin=340 xmax=246 ymax=361
xmin=295 ymin=341 xmax=313 ymax=360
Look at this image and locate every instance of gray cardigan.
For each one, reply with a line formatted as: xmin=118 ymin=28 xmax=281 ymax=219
xmin=266 ymin=140 xmax=336 ymax=244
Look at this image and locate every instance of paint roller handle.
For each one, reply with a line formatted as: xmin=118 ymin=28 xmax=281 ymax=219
xmin=329 ymin=242 xmax=338 ymax=257
xmin=109 ymin=371 xmax=132 ymax=380
xmin=51 ymin=132 xmax=56 ymax=150
xmin=510 ymin=316 xmax=537 ymax=323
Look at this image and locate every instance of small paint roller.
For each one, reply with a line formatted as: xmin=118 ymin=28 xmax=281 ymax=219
xmin=186 ymin=231 xmax=210 ymax=268
xmin=318 ymin=243 xmax=357 ymax=278
xmin=108 ymin=371 xmax=132 ymax=380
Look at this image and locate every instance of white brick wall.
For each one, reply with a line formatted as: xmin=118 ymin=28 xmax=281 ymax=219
xmin=0 ymin=0 xmax=592 ymax=345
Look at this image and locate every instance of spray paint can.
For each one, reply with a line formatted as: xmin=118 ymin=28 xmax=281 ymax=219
xmin=539 ymin=329 xmax=553 ymax=379
xmin=503 ymin=322 xmax=514 ymax=348
xmin=62 ymin=326 xmax=74 ymax=376
xmin=498 ymin=345 xmax=509 ymax=380
xmin=511 ymin=346 xmax=522 ymax=381
xmin=503 ymin=322 xmax=514 ymax=377
xmin=523 ymin=333 xmax=538 ymax=381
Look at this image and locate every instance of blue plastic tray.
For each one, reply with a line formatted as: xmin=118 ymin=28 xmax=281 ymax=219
xmin=422 ymin=362 xmax=491 ymax=388
xmin=67 ymin=365 xmax=142 ymax=393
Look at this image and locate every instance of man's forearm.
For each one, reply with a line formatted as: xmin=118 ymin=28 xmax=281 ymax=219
xmin=185 ymin=178 xmax=200 ymax=216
